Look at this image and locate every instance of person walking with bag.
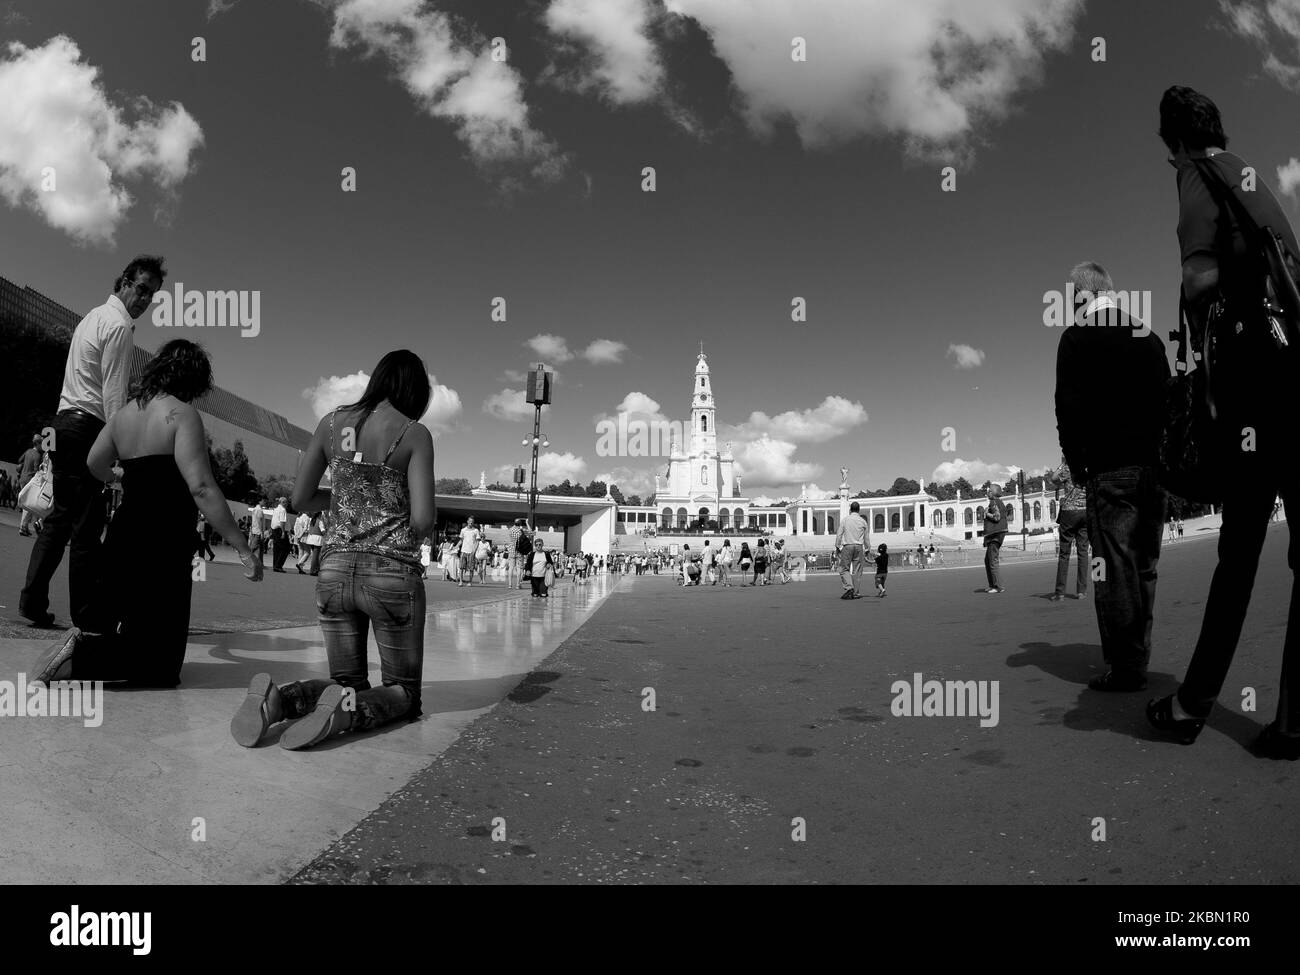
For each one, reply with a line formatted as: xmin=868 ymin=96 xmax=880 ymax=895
xmin=1147 ymin=87 xmax=1300 ymax=756
xmin=16 ymin=434 xmax=44 ymax=536
xmin=982 ymin=485 xmax=1009 ymax=594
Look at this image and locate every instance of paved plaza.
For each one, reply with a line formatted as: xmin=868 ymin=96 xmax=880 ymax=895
xmin=2 ymin=516 xmax=1297 ymax=884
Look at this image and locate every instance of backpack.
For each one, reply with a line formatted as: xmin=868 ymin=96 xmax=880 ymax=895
xmin=515 ymin=531 xmax=533 ymax=556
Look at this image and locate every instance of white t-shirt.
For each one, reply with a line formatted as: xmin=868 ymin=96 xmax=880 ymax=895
xmin=459 ymin=527 xmax=481 ymax=554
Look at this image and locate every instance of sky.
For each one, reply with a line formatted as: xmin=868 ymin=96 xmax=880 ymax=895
xmin=3 ymin=0 xmax=1300 ymax=503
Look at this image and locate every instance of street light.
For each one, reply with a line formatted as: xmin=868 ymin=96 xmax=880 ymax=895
xmin=523 ymin=364 xmax=553 ymax=532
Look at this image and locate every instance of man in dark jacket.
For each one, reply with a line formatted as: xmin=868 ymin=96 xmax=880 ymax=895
xmin=982 ymin=484 xmax=1008 ymax=593
xmin=1055 ymin=261 xmax=1170 ymax=691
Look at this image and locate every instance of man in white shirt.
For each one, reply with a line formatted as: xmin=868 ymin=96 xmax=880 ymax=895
xmin=835 ymin=501 xmax=871 ymax=599
xmin=248 ymin=499 xmax=267 ymax=567
xmin=293 ymin=510 xmax=312 ymax=573
xmin=458 ymin=517 xmax=481 ymax=587
xmin=270 ymin=496 xmax=290 ymax=572
xmin=21 ymin=256 xmax=165 ymax=628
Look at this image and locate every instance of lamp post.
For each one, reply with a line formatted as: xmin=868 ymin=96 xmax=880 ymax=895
xmin=1019 ymin=469 xmax=1027 ymax=551
xmin=523 ymin=364 xmax=553 ymax=532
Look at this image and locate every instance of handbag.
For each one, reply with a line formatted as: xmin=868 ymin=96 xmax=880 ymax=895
xmin=543 ymin=557 xmax=555 ymax=587
xmin=19 ymin=457 xmax=54 ymax=518
xmin=1159 ymin=291 xmax=1224 ymax=504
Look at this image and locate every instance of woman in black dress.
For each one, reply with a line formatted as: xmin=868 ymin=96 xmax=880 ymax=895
xmin=30 ymin=340 xmax=262 ymax=686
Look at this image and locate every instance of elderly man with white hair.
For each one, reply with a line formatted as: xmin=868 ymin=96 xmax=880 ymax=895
xmin=1055 ymin=260 xmax=1170 ymax=692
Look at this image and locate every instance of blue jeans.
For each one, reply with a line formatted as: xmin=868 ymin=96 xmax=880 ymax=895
xmin=280 ymin=551 xmax=425 ymax=730
xmin=1085 ymin=466 xmax=1165 ymax=676
xmin=1054 ymin=508 xmax=1089 ymax=595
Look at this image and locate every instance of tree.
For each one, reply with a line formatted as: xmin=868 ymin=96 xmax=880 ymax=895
xmin=952 ymin=477 xmax=974 ymax=498
xmin=853 ymin=490 xmax=871 ymax=499
xmin=888 ymin=477 xmax=920 ymax=496
xmin=625 ymin=494 xmax=642 ymax=506
xmin=646 ymin=493 xmax=656 ymax=506
xmin=485 ymin=481 xmax=516 ymax=492
xmin=609 ymin=484 xmax=626 ymax=505
xmin=258 ymin=472 xmax=295 ymax=505
xmin=211 ymin=439 xmax=258 ymax=502
xmin=435 ymin=477 xmax=474 ymax=495
xmin=585 ymin=479 xmax=608 ymax=498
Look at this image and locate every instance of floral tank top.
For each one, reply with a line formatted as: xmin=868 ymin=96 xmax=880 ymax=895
xmin=320 ymin=409 xmax=422 ymax=570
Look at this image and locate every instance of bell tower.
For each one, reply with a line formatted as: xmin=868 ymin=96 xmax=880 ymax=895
xmin=690 ymin=343 xmax=718 ymax=458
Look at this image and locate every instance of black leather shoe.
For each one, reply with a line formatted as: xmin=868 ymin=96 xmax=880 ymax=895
xmin=1146 ymin=695 xmax=1205 ymax=744
xmin=1252 ymin=723 xmax=1300 ymax=760
xmin=1088 ymin=670 xmax=1147 ymax=692
xmin=22 ymin=609 xmax=56 ymax=628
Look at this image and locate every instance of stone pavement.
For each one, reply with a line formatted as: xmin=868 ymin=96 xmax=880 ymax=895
xmin=292 ymin=523 xmax=1300 ymax=884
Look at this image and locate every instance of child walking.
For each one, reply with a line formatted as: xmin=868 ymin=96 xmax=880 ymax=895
xmin=874 ymin=544 xmax=889 ymax=597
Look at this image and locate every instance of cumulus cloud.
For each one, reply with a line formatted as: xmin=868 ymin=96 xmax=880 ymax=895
xmin=727 ymin=395 xmax=867 ymax=443
xmin=581 ymin=338 xmax=628 ymax=364
xmin=732 ymin=435 xmax=821 ymax=490
xmin=661 ymin=0 xmax=1082 ymax=157
xmin=610 ymin=391 xmax=668 ymax=421
xmin=483 ymin=387 xmax=548 ymax=421
xmin=947 ymin=343 xmax=986 ymax=369
xmin=799 ymin=483 xmax=839 ymax=500
xmin=543 ymin=0 xmax=665 ymax=104
xmin=1278 ymin=156 xmax=1300 ymax=199
xmin=931 ymin=457 xmax=1012 ymax=486
xmin=526 ymin=333 xmax=574 ymax=363
xmin=329 ymin=0 xmax=567 ymax=183
xmin=0 ymin=36 xmax=204 ymax=244
xmin=536 ymin=451 xmax=587 ymax=483
xmin=302 ymin=370 xmax=462 ymax=434
xmin=594 ymin=464 xmax=658 ymax=498
xmin=1221 ymin=0 xmax=1300 ymax=89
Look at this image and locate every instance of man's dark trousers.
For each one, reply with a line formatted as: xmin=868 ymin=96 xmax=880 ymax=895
xmin=271 ymin=527 xmax=289 ymax=570
xmin=1178 ymin=444 xmax=1300 ymax=727
xmin=1054 ymin=508 xmax=1090 ymax=596
xmin=1085 ymin=466 xmax=1165 ymax=678
xmin=20 ymin=409 xmax=106 ymax=627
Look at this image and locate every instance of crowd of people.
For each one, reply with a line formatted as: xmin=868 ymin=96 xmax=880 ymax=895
xmin=11 ymin=87 xmax=1300 ymax=763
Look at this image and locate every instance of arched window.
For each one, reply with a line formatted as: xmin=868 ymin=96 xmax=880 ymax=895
xmin=977 ymin=506 xmax=985 ymax=522
xmin=734 ymin=507 xmax=744 ymax=526
xmin=701 ymin=414 xmax=708 ymax=432
xmin=677 ymin=507 xmax=688 ymax=529
xmin=946 ymin=508 xmax=955 ymax=527
xmin=964 ymin=508 xmax=973 ymax=526
xmin=1006 ymin=507 xmax=1015 ymax=523
xmin=1049 ymin=500 xmax=1057 ymax=518
xmin=699 ymin=507 xmax=710 ymax=527
xmin=827 ymin=515 xmax=835 ymax=533
xmin=719 ymin=509 xmax=730 ymax=529
xmin=1033 ymin=501 xmax=1042 ymax=521
xmin=874 ymin=513 xmax=885 ymax=532
xmin=1023 ymin=503 xmax=1031 ymax=522
xmin=907 ymin=510 xmax=916 ymax=529
xmin=890 ymin=512 xmax=900 ymax=531
xmin=661 ymin=507 xmax=672 ymax=528
xmin=700 ymin=377 xmax=705 ymax=388
xmin=701 ymin=465 xmax=708 ymax=485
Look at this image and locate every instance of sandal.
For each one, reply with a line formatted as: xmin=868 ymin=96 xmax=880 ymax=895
xmin=1145 ymin=695 xmax=1205 ymax=745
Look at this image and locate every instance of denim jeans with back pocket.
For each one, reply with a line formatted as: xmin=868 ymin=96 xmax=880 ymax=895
xmin=1085 ymin=466 xmax=1165 ymax=676
xmin=279 ymin=551 xmax=425 ymax=730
